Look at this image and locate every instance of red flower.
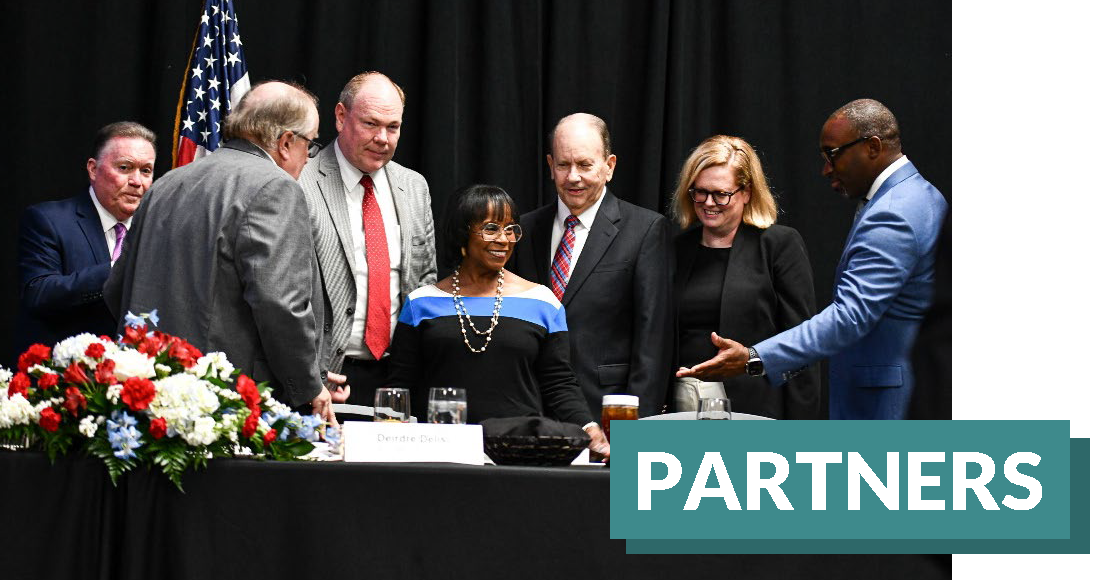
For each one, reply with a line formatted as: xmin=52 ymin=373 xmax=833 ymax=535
xmin=236 ymin=374 xmax=261 ymax=410
xmin=63 ymin=362 xmax=90 ymax=385
xmin=242 ymin=411 xmax=259 ymax=438
xmin=18 ymin=344 xmax=51 ymax=372
xmin=39 ymin=408 xmax=61 ymax=432
xmin=94 ymin=359 xmax=117 ymax=385
xmin=8 ymin=373 xmax=30 ymax=398
xmin=85 ymin=343 xmax=106 ymax=358
xmin=120 ymin=377 xmax=156 ymax=412
xmin=137 ymin=334 xmax=164 ymax=356
xmin=263 ymin=428 xmax=277 ymax=446
xmin=99 ymin=335 xmax=114 ymax=343
xmin=168 ymin=339 xmax=202 ymax=368
xmin=63 ymin=386 xmax=88 ymax=416
xmin=122 ymin=324 xmax=147 ymax=346
xmin=37 ymin=373 xmax=60 ymax=390
xmin=149 ymin=417 xmax=167 ymax=439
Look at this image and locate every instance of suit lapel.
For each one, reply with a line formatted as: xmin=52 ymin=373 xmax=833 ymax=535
xmin=837 ymin=161 xmax=920 ymax=273
xmin=75 ymin=194 xmax=110 ymax=264
xmin=385 ymin=162 xmax=413 ymax=292
xmin=317 ymin=148 xmax=357 ymax=272
xmin=562 ymin=191 xmax=620 ymax=306
xmin=528 ymin=204 xmax=555 ymax=285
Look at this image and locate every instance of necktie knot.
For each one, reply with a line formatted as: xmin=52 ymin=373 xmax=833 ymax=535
xmin=564 ymin=214 xmax=580 ymax=230
xmin=360 ymin=174 xmax=375 ymax=197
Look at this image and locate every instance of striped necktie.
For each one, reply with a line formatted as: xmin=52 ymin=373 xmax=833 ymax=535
xmin=549 ymin=214 xmax=580 ymax=301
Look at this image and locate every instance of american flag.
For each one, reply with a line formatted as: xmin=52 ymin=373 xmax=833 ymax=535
xmin=172 ymin=0 xmax=251 ymax=168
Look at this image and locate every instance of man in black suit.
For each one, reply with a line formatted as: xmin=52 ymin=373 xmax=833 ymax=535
xmin=15 ymin=122 xmax=156 ymax=357
xmin=512 ymin=113 xmax=672 ymax=418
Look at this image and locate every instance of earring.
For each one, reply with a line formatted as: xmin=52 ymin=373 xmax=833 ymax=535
xmin=461 ymin=247 xmax=467 ymax=257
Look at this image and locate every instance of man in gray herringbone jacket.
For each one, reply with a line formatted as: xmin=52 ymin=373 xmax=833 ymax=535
xmin=299 ymin=72 xmax=436 ymax=408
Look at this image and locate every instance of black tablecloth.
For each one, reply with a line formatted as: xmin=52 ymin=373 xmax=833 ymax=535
xmin=0 ymin=451 xmax=949 ymax=579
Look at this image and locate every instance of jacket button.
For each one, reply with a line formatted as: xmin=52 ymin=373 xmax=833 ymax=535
xmin=346 ymin=307 xmax=354 ymax=316
xmin=336 ymin=347 xmax=344 ymax=355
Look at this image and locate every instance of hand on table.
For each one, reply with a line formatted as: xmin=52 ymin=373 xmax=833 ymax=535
xmin=675 ymin=332 xmax=749 ymax=381
xmin=585 ymin=423 xmax=610 ymax=462
xmin=311 ymin=387 xmax=338 ymax=430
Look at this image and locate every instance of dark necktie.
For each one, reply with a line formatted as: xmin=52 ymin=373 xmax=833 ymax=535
xmin=361 ymin=175 xmax=391 ymax=359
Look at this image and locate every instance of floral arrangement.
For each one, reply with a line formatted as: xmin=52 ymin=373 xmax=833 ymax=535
xmin=0 ymin=312 xmax=336 ymax=491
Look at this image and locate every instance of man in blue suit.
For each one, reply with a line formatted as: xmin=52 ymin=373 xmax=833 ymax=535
xmin=15 ymin=122 xmax=156 ymax=356
xmin=678 ymin=99 xmax=947 ymax=419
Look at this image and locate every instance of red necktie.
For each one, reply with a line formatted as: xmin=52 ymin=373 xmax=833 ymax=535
xmin=549 ymin=215 xmax=580 ymax=301
xmin=361 ymin=175 xmax=391 ymax=359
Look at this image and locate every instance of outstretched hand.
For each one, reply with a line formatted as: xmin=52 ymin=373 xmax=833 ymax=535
xmin=326 ymin=371 xmax=351 ymax=403
xmin=675 ymin=332 xmax=749 ymax=381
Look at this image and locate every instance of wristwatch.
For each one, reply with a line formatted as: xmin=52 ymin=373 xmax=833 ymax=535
xmin=746 ymin=347 xmax=765 ymax=376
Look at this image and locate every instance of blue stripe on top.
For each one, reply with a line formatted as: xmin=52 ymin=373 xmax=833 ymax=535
xmin=398 ymin=284 xmax=568 ymax=333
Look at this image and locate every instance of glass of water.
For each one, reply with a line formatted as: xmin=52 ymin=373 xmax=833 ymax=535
xmin=428 ymin=387 xmax=467 ymax=424
xmin=373 ymin=388 xmax=411 ymax=422
xmin=697 ymin=397 xmax=732 ymax=420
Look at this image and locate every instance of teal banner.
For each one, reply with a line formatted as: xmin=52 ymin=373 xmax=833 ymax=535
xmin=610 ymin=421 xmax=1081 ymax=551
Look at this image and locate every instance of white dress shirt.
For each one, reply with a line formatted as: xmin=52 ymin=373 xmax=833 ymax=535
xmin=334 ymin=141 xmax=403 ymax=360
xmin=547 ymin=187 xmax=608 ymax=279
xmin=88 ymin=187 xmax=132 ymax=265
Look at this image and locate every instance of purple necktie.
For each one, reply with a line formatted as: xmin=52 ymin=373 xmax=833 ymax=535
xmin=111 ymin=223 xmax=127 ymax=262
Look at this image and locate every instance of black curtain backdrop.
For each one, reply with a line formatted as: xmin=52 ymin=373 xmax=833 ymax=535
xmin=1 ymin=1 xmax=951 ymax=397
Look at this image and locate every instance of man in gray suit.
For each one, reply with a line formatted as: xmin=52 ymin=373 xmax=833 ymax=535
xmin=104 ymin=81 xmax=334 ymax=420
xmin=299 ymin=72 xmax=436 ymax=408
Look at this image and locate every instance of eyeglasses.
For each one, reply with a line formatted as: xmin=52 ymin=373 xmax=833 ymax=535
xmin=292 ymin=132 xmax=322 ymax=158
xmin=688 ymin=185 xmax=745 ymax=206
xmin=820 ymin=136 xmax=871 ymax=166
xmin=477 ymin=223 xmax=523 ymax=242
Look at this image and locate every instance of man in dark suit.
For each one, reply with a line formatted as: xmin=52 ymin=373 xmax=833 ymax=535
xmin=512 ymin=113 xmax=672 ymax=418
xmin=15 ymin=121 xmax=156 ymax=357
xmin=678 ymin=99 xmax=948 ymax=420
xmin=104 ymin=81 xmax=333 ymax=420
xmin=299 ymin=72 xmax=436 ymax=409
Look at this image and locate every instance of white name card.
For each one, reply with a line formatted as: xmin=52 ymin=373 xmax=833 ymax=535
xmin=342 ymin=422 xmax=484 ymax=465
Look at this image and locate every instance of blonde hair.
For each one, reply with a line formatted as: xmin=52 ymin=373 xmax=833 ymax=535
xmin=671 ymin=135 xmax=778 ymax=230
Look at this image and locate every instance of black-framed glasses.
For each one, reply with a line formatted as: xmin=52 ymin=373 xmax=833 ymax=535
xmin=477 ymin=222 xmax=523 ymax=242
xmin=292 ymin=132 xmax=322 ymax=158
xmin=688 ymin=185 xmax=745 ymax=206
xmin=820 ymin=136 xmax=871 ymax=166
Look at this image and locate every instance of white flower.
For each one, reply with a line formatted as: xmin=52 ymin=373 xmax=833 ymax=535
xmin=266 ymin=398 xmax=291 ymax=416
xmin=106 ymin=384 xmax=123 ymax=404
xmin=0 ymin=394 xmax=35 ymax=428
xmin=111 ymin=350 xmax=157 ymax=381
xmin=0 ymin=367 xmax=12 ymax=384
xmin=26 ymin=364 xmax=51 ymax=376
xmin=187 ymin=352 xmax=235 ymax=382
xmin=149 ymin=374 xmax=222 ymax=447
xmin=52 ymin=333 xmax=116 ymax=368
xmin=155 ymin=364 xmax=172 ymax=376
xmin=79 ymin=415 xmax=99 ymax=437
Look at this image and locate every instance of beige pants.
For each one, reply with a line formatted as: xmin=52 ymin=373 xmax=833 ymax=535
xmin=674 ymin=377 xmax=727 ymax=412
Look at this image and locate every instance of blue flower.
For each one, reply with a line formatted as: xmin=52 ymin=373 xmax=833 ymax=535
xmin=298 ymin=414 xmax=324 ymax=442
xmin=147 ymin=309 xmax=160 ymax=326
xmin=324 ymin=426 xmax=341 ymax=446
xmin=106 ymin=410 xmax=143 ymax=461
xmin=124 ymin=311 xmax=146 ymax=328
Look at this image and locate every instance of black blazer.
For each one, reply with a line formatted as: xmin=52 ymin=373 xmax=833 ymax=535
xmin=15 ymin=193 xmax=116 ymax=359
xmin=512 ymin=191 xmax=673 ymax=418
xmin=673 ymin=224 xmax=820 ymax=419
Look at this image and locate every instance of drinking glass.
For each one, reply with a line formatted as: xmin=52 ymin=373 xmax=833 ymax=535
xmin=373 ymin=388 xmax=411 ymax=422
xmin=601 ymin=394 xmax=639 ymax=442
xmin=697 ymin=397 xmax=732 ymax=420
xmin=428 ymin=387 xmax=467 ymax=424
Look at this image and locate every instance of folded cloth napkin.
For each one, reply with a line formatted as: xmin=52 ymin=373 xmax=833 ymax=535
xmin=480 ymin=416 xmax=590 ymax=443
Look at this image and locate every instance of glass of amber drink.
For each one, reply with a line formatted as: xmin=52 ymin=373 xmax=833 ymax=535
xmin=600 ymin=394 xmax=639 ymax=442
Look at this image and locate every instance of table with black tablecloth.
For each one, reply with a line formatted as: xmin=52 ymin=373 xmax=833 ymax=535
xmin=0 ymin=451 xmax=949 ymax=580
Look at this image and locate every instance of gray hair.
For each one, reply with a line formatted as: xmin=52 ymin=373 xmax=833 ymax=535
xmin=223 ymin=81 xmax=318 ymax=151
xmin=832 ymin=98 xmax=901 ymax=149
xmin=91 ymin=121 xmax=156 ymax=159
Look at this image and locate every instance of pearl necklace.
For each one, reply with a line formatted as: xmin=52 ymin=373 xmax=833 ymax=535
xmin=451 ymin=266 xmax=504 ymax=353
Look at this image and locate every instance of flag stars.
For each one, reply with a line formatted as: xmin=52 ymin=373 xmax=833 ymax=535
xmin=200 ymin=129 xmax=211 ymax=143
xmin=211 ymin=99 xmax=221 ymax=111
xmin=230 ymin=33 xmax=242 ymax=46
xmin=208 ymin=77 xmax=221 ymax=91
xmin=204 ymin=56 xmax=216 ymax=69
xmin=201 ymin=13 xmax=209 ymax=24
xmin=227 ymin=52 xmax=241 ymax=66
xmin=191 ymin=65 xmax=202 ymax=79
xmin=182 ymin=117 xmax=195 ymax=131
xmin=193 ymin=86 xmax=206 ymax=100
xmin=197 ymin=110 xmax=208 ymax=122
xmin=203 ymin=35 xmax=213 ymax=47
